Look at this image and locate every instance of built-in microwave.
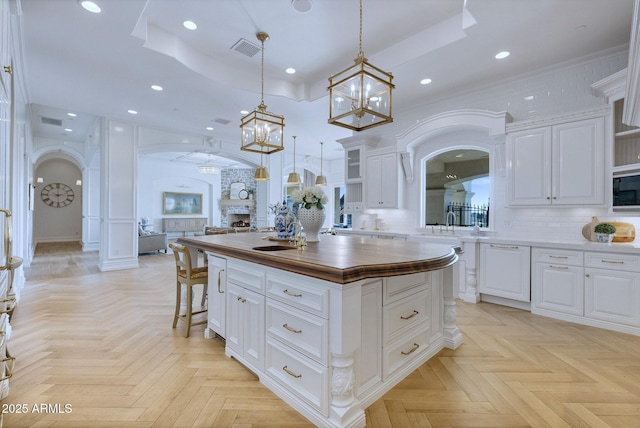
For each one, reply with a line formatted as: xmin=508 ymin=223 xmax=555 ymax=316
xmin=613 ymin=174 xmax=640 ymax=207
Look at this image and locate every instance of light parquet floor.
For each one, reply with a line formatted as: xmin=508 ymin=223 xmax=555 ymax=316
xmin=2 ymin=242 xmax=640 ymax=427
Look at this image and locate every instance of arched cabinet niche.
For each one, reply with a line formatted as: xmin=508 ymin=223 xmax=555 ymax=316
xmin=396 ymin=110 xmax=512 ymax=230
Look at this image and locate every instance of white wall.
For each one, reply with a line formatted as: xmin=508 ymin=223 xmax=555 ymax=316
xmin=352 ymin=48 xmax=638 ymax=241
xmin=137 ymin=157 xmax=222 ymax=233
xmin=33 ymin=159 xmax=83 ymax=243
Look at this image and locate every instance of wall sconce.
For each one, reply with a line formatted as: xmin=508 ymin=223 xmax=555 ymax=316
xmin=75 ymin=179 xmax=82 ymax=186
xmin=34 ymin=177 xmax=44 ymax=187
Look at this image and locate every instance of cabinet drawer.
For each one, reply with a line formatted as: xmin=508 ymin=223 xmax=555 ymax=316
xmin=533 ymin=247 xmax=582 ymax=266
xmin=266 ymin=272 xmax=329 ymax=318
xmin=383 ymin=288 xmax=430 ymax=343
xmin=584 ymin=252 xmax=640 ymax=272
xmin=227 ymin=259 xmax=265 ymax=293
xmin=265 ymin=339 xmax=329 ymax=416
xmin=266 ymin=299 xmax=328 ymax=365
xmin=384 ymin=272 xmax=429 ymax=304
xmin=383 ymin=326 xmax=430 ymax=380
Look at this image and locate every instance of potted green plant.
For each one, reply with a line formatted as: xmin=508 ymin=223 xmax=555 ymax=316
xmin=594 ymin=223 xmax=616 ymax=243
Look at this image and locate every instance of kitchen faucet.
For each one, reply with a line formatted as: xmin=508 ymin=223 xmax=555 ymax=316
xmin=446 ymin=211 xmax=456 ymax=234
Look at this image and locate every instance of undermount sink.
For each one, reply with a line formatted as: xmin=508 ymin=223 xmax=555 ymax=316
xmin=252 ymin=245 xmax=296 ymax=251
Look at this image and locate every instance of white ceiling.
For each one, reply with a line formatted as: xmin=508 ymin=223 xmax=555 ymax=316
xmin=19 ymin=0 xmax=635 ymax=168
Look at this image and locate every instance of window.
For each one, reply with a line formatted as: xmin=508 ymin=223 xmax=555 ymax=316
xmin=424 ymin=149 xmax=490 ymax=227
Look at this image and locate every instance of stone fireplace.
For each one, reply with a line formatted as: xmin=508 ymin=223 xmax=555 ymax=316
xmin=228 ymin=211 xmax=251 ymax=228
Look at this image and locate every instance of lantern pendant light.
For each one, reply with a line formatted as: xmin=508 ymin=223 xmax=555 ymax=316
xmin=287 ymin=135 xmax=301 ymax=184
xmin=327 ymin=0 xmax=394 ymax=132
xmin=240 ymin=32 xmax=285 ymax=154
xmin=254 ymin=152 xmax=269 ymax=180
xmin=315 ymin=141 xmax=327 ymax=186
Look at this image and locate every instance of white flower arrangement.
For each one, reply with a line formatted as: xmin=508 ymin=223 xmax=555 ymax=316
xmin=292 ymin=186 xmax=328 ymax=210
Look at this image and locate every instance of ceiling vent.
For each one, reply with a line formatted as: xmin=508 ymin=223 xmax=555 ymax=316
xmin=213 ymin=118 xmax=231 ymax=125
xmin=230 ymin=38 xmax=261 ymax=58
xmin=40 ymin=116 xmax=63 ymax=126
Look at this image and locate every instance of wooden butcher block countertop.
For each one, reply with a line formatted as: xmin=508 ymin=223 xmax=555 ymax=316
xmin=177 ymin=233 xmax=459 ymax=284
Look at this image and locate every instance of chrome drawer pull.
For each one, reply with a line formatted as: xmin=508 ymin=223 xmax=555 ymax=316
xmin=283 ymin=365 xmax=302 ymax=378
xmin=217 ymin=269 xmax=225 ymax=294
xmin=283 ymin=289 xmax=302 ymax=298
xmin=237 ymin=296 xmax=246 ymax=303
xmin=549 ymin=255 xmax=568 ymax=259
xmin=490 ymin=244 xmax=519 ymax=249
xmin=400 ymin=310 xmax=419 ymax=320
xmin=549 ymin=265 xmax=568 ymax=270
xmin=601 ymin=259 xmax=624 ymax=264
xmin=401 ymin=343 xmax=420 ymax=355
xmin=283 ymin=323 xmax=302 ymax=334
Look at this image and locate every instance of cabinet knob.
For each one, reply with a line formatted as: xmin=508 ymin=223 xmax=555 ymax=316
xmin=585 ymin=273 xmax=590 ymax=278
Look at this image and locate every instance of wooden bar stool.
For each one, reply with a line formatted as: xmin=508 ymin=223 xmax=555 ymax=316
xmin=169 ymin=243 xmax=208 ymax=337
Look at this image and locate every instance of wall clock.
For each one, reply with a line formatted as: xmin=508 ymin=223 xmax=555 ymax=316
xmin=40 ymin=182 xmax=75 ymax=208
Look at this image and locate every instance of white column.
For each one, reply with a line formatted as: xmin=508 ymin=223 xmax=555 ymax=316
xmin=98 ymin=120 xmax=139 ymax=271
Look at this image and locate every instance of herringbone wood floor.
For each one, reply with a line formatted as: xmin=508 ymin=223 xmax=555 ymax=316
xmin=2 ymin=242 xmax=640 ymax=427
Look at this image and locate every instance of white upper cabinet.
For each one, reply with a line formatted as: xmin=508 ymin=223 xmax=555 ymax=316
xmin=366 ymin=152 xmax=397 ymax=208
xmin=507 ymin=117 xmax=604 ymax=206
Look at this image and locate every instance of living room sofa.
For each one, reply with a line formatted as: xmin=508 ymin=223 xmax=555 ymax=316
xmin=138 ymin=226 xmax=168 ymax=254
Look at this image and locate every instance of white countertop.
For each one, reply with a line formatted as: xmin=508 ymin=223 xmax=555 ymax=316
xmin=337 ymin=228 xmax=640 ymax=254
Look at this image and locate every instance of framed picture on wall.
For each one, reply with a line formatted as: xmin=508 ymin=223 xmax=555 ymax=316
xmin=163 ymin=192 xmax=203 ymax=215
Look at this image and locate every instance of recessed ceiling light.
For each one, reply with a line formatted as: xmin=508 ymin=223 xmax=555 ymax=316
xmin=183 ymin=20 xmax=197 ymax=30
xmin=285 ymin=67 xmax=296 ymax=74
xmin=151 ymin=84 xmax=163 ymax=91
xmin=495 ymin=51 xmax=510 ymax=59
xmin=79 ymin=1 xmax=101 ymax=13
xmin=455 ymin=154 xmax=464 ymax=158
xmin=420 ymin=78 xmax=432 ymax=85
xmin=524 ymin=95 xmax=535 ymax=101
xmin=67 ymin=112 xmax=77 ymax=117
xmin=206 ymin=126 xmax=214 ymax=131
xmin=64 ymin=128 xmax=73 ymax=132
xmin=291 ymin=0 xmax=313 ymax=13
xmin=240 ymin=110 xmax=249 ymax=115
xmin=128 ymin=109 xmax=138 ymax=115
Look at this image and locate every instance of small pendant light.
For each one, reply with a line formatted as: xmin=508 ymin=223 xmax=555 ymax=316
xmin=315 ymin=141 xmax=327 ymax=186
xmin=254 ymin=153 xmax=269 ymax=180
xmin=287 ymin=135 xmax=301 ymax=184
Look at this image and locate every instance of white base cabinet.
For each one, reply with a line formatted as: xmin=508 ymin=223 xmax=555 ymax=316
xmin=224 ymin=259 xmax=266 ymax=374
xmin=532 ymin=248 xmax=640 ymax=334
xmin=532 ymin=248 xmax=584 ymax=316
xmin=206 ymin=253 xmax=226 ymax=337
xmin=479 ymin=243 xmax=531 ymax=302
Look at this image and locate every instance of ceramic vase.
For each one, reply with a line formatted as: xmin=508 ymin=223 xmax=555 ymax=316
xmin=297 ymin=206 xmax=326 ymax=242
xmin=595 ymin=233 xmax=614 ymax=243
xmin=274 ymin=201 xmax=296 ymax=239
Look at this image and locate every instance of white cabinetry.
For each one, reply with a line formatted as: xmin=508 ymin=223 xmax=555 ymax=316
xmin=532 ymin=247 xmax=640 ymax=334
xmin=265 ymin=272 xmax=331 ymax=416
xmin=345 ymin=146 xmax=364 ymax=214
xmin=366 ymin=152 xmax=397 ymax=208
xmin=382 ymin=272 xmax=432 ymax=379
xmin=225 ymin=260 xmax=266 ymax=373
xmin=507 ymin=117 xmax=604 ymax=206
xmin=479 ymin=243 xmax=531 ymax=302
xmin=532 ymin=248 xmax=584 ymax=316
xmin=206 ymin=254 xmax=226 ymax=337
xmin=584 ymin=252 xmax=640 ymax=327
xmin=345 ymin=146 xmax=363 ymax=182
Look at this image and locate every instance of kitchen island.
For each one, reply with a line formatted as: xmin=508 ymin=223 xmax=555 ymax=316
xmin=176 ymin=233 xmax=462 ymax=428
